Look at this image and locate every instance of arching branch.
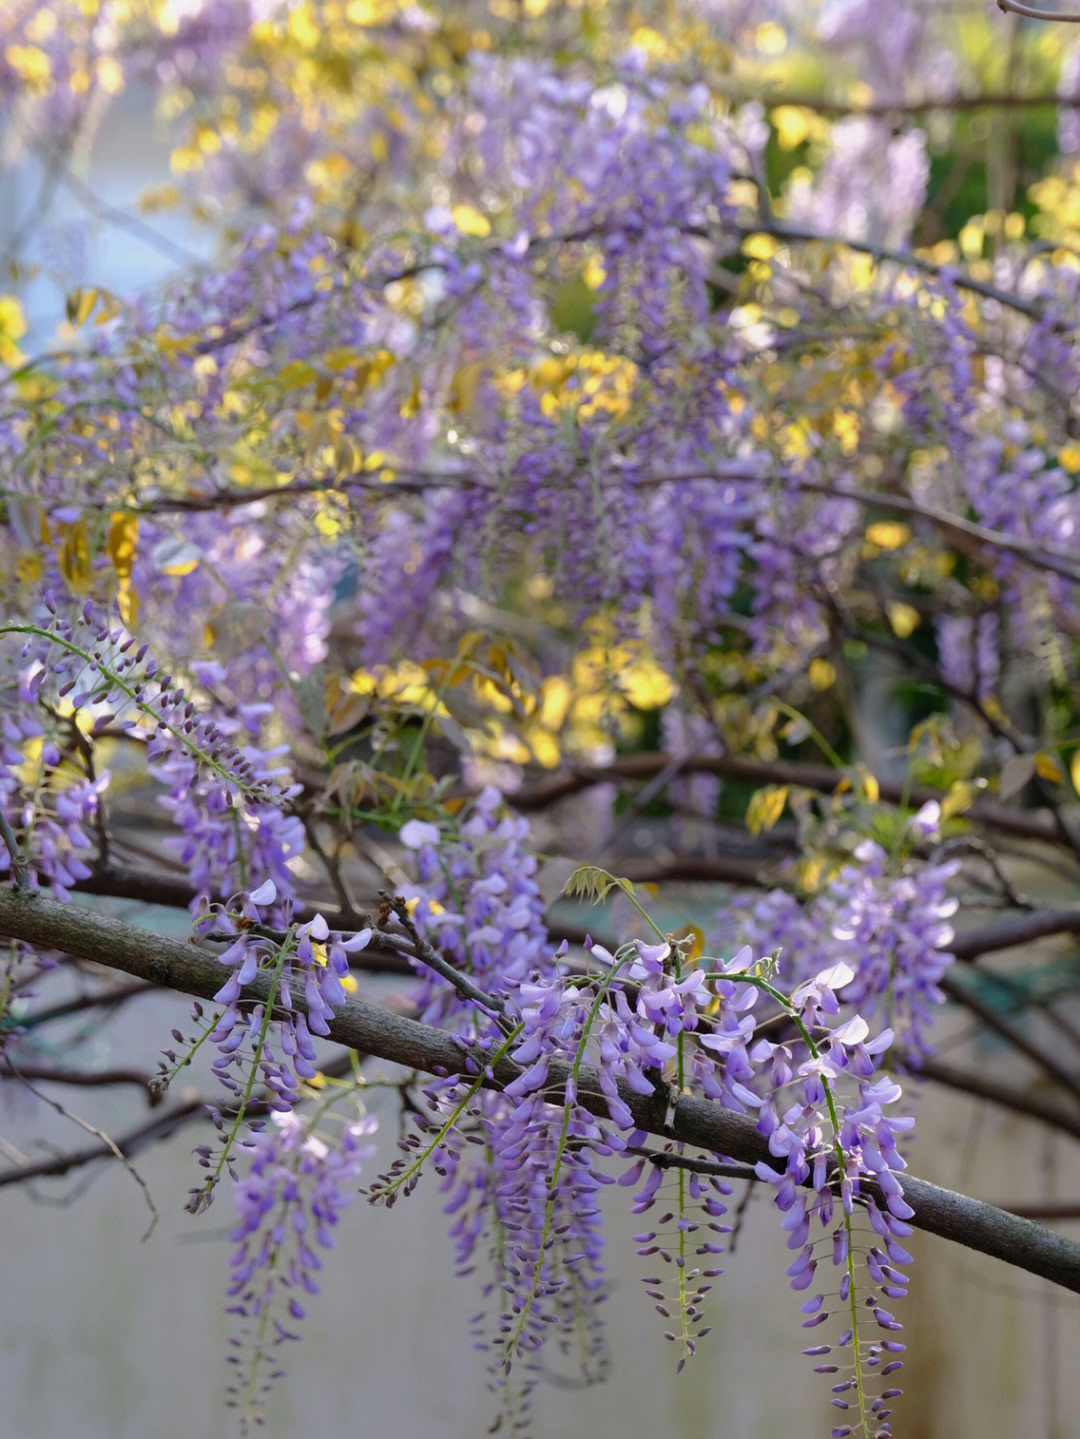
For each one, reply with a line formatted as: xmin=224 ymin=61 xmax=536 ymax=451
xmin=2 ymin=886 xmax=1080 ymax=1294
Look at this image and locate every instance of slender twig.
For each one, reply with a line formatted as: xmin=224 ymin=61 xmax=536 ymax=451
xmin=0 ymin=810 xmax=28 ymax=890
xmin=996 ymin=0 xmax=1080 ymax=21
xmin=5 ymin=1060 xmax=158 ymax=1238
xmin=0 ymin=1059 xmax=162 ymax=1103
xmin=383 ymin=892 xmax=507 ymax=1019
xmin=939 ymin=971 xmax=1080 ymax=1099
xmin=721 ymin=87 xmax=1080 ymax=118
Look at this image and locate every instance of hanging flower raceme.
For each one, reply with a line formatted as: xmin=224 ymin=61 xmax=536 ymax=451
xmin=206 ymin=879 xmax=372 ymax=1112
xmin=389 ymin=802 xmax=918 ymax=1436
xmin=226 ymin=1108 xmax=377 ymax=1422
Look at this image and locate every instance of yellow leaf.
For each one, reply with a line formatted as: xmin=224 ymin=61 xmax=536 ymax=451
xmin=747 ymin=785 xmax=789 ymax=835
xmin=4 ymin=44 xmax=51 ymax=92
xmin=0 ymin=294 xmax=27 ymax=364
xmin=887 ymin=602 xmax=920 ymax=638
xmin=65 ymin=289 xmax=98 ymax=326
xmin=57 ymin=520 xmax=92 ymax=591
xmin=1034 ymin=752 xmax=1064 ymax=784
xmin=277 ymin=360 xmax=317 ymax=388
xmin=808 ymin=658 xmax=835 ymax=691
xmin=855 ymin=768 xmax=879 ymax=804
xmin=451 ymin=204 xmax=491 ymax=238
xmin=940 ymin=780 xmax=975 ymax=820
xmin=108 ymin=511 xmax=138 ymax=622
xmin=865 ymin=521 xmax=911 ymax=550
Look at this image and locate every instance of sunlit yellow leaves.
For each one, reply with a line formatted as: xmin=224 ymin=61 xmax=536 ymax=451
xmin=345 ymin=661 xmax=444 ymax=715
xmin=288 ymin=2 xmax=322 ymax=49
xmin=582 ymin=253 xmax=606 ymax=290
xmin=1035 ymin=752 xmax=1065 ymax=784
xmin=57 ymin=519 xmax=92 ymax=592
xmin=940 ymin=780 xmax=975 ymax=821
xmin=629 ymin=25 xmax=674 ymax=60
xmin=742 ymin=233 xmax=780 ymax=262
xmin=864 ymin=521 xmax=911 ymax=552
xmin=24 ymin=8 xmax=58 ymax=43
xmin=499 ymin=349 xmax=638 ymax=424
xmin=108 ymin=511 xmax=139 ymax=625
xmin=771 ymin=106 xmax=829 ymax=151
xmin=5 ymin=44 xmax=52 ymax=93
xmin=887 ymin=602 xmax=920 ymax=638
xmin=96 ymin=53 xmax=124 ymax=94
xmin=571 ymin=636 xmax=674 ymax=715
xmin=447 ymin=360 xmax=487 ymax=417
xmin=451 ymin=204 xmax=491 ymax=238
xmin=747 ymin=785 xmax=788 ymax=835
xmin=0 ymin=295 xmax=27 ymax=366
xmin=754 ymin=21 xmax=786 ymax=54
xmin=153 ymin=325 xmax=196 ymax=360
xmin=277 ymin=359 xmax=319 ymax=389
xmin=832 ymin=410 xmax=859 ymax=453
xmin=152 ymin=534 xmax=201 ymax=577
xmin=65 ymin=289 xmax=100 ymax=327
xmin=226 ymin=440 xmax=276 ymax=487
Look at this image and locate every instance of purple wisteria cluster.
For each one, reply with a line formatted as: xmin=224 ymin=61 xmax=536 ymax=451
xmin=384 ymin=791 xmax=613 ymax=1423
xmin=201 ymin=879 xmax=372 ymax=1114
xmin=225 ymin=1107 xmax=376 ymax=1421
xmin=0 ymin=593 xmax=302 ymax=906
xmin=728 ymin=819 xmax=959 ymax=1063
xmin=387 ymin=795 xmax=916 ymax=1434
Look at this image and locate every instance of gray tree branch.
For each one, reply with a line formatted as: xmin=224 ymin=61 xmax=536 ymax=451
xmin=2 ymin=886 xmax=1080 ymax=1293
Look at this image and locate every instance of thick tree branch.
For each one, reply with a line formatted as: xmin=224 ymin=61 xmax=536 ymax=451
xmin=2 ymin=887 xmax=1080 ymax=1292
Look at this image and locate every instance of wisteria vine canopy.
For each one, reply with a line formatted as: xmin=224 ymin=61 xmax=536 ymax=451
xmin=6 ymin=1 xmax=1080 ymax=1435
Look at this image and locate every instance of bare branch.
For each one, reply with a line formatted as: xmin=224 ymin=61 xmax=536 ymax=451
xmin=996 ymin=0 xmax=1080 ymax=21
xmin=2 ymin=886 xmax=1080 ymax=1293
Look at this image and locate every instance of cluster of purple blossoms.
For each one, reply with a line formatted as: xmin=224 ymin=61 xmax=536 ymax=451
xmin=394 ymin=786 xmax=916 ymax=1430
xmin=1 ymin=593 xmax=303 ymax=908
xmin=0 ymin=704 xmax=104 ymax=897
xmin=390 ymin=793 xmax=614 ymax=1421
xmin=728 ymin=825 xmax=959 ymax=1063
xmin=225 ymin=1107 xmax=377 ymax=1416
xmin=206 ymin=879 xmax=372 ymax=1112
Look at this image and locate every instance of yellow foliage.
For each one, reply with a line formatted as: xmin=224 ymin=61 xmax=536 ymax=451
xmin=754 ymin=21 xmax=786 ymax=54
xmin=108 ymin=512 xmax=139 ymax=626
xmin=747 ymin=785 xmax=788 ymax=835
xmin=940 ymin=780 xmax=975 ymax=821
xmin=57 ymin=520 xmax=92 ymax=592
xmin=887 ymin=602 xmax=920 ymax=638
xmin=742 ymin=233 xmax=780 ymax=261
xmin=5 ymin=44 xmax=52 ymax=92
xmin=499 ymin=349 xmax=638 ymax=424
xmin=451 ymin=204 xmax=491 ymax=238
xmin=865 ymin=521 xmax=911 ymax=551
xmin=0 ymin=295 xmax=27 ymax=365
xmin=1034 ymin=752 xmax=1064 ymax=784
xmin=771 ymin=106 xmax=828 ymax=151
